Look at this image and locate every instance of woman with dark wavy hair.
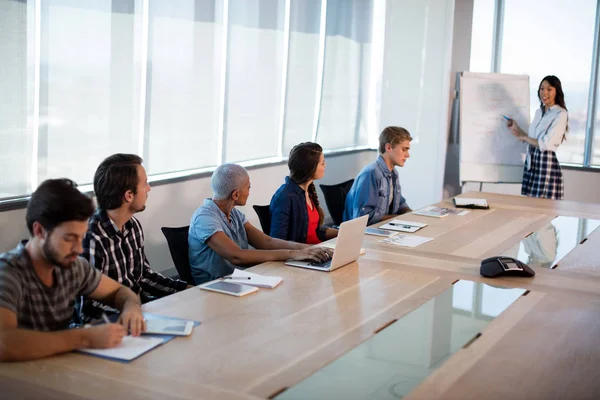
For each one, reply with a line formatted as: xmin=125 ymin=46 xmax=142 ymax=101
xmin=506 ymin=75 xmax=568 ymax=199
xmin=269 ymin=142 xmax=338 ymax=244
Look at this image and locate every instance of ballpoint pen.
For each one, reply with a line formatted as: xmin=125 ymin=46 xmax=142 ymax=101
xmin=101 ymin=312 xmax=111 ymax=324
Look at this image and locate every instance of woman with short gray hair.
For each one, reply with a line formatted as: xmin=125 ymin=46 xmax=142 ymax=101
xmin=188 ymin=163 xmax=332 ymax=284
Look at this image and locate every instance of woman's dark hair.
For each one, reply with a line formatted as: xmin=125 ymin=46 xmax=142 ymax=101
xmin=288 ymin=142 xmax=325 ymax=225
xmin=26 ymin=178 xmax=94 ymax=235
xmin=538 ymin=75 xmax=569 ymax=140
xmin=93 ymin=153 xmax=143 ymax=210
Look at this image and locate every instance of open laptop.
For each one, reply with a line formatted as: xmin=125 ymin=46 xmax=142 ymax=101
xmin=285 ymin=215 xmax=368 ymax=272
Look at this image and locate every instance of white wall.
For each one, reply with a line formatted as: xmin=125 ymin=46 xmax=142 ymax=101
xmin=379 ymin=0 xmax=455 ymax=210
xmin=443 ymin=0 xmax=473 ymax=199
xmin=0 ymin=150 xmax=377 ymax=273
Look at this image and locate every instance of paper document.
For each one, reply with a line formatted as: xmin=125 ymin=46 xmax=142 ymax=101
xmin=379 ymin=219 xmax=427 ymax=233
xmin=79 ymin=336 xmax=165 ymax=361
xmin=228 ymin=268 xmax=283 ymax=289
xmin=321 ymin=241 xmax=366 ymax=255
xmin=380 ymin=234 xmax=433 ymax=248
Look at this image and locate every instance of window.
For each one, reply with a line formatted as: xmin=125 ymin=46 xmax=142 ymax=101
xmin=40 ymin=0 xmax=142 ymax=184
xmin=316 ymin=0 xmax=374 ymax=149
xmin=0 ymin=0 xmax=33 ymax=198
xmin=282 ymin=0 xmax=322 ymax=156
xmin=501 ymin=0 xmax=597 ymax=165
xmin=472 ymin=0 xmax=600 ymax=167
xmin=224 ymin=0 xmax=285 ymax=163
xmin=0 ymin=0 xmax=384 ymax=201
xmin=469 ymin=0 xmax=495 ymax=73
xmin=145 ymin=0 xmax=223 ymax=174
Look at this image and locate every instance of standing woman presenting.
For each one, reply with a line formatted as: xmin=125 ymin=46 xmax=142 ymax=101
xmin=506 ymin=75 xmax=568 ymax=199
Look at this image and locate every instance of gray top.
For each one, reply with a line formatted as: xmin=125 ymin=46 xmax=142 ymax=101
xmin=0 ymin=243 xmax=102 ymax=331
xmin=188 ymin=199 xmax=249 ymax=284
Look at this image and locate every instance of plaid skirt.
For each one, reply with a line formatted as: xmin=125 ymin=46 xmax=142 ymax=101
xmin=521 ymin=145 xmax=564 ymax=200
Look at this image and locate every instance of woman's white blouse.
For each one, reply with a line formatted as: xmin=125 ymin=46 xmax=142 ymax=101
xmin=527 ymin=105 xmax=568 ymax=152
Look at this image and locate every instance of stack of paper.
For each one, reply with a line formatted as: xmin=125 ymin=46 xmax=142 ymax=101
xmin=379 ymin=219 xmax=427 ymax=233
xmin=380 ymin=234 xmax=433 ymax=248
xmin=228 ymin=268 xmax=283 ymax=289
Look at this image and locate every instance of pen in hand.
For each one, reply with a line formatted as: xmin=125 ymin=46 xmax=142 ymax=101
xmin=101 ymin=312 xmax=111 ymax=324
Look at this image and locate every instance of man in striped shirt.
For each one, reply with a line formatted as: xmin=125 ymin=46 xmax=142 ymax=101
xmin=82 ymin=154 xmax=191 ymax=304
xmin=0 ymin=179 xmax=144 ymax=361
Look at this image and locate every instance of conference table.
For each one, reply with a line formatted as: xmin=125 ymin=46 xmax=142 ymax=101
xmin=1 ymin=192 xmax=600 ymax=399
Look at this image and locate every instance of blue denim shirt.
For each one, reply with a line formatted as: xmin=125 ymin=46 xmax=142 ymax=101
xmin=188 ymin=199 xmax=249 ymax=284
xmin=269 ymin=176 xmax=327 ymax=243
xmin=343 ymin=155 xmax=408 ymax=225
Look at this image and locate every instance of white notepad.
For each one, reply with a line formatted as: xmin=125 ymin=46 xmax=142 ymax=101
xmin=379 ymin=219 xmax=427 ymax=233
xmin=225 ymin=268 xmax=283 ymax=289
xmin=79 ymin=336 xmax=164 ymax=361
xmin=380 ymin=234 xmax=433 ymax=248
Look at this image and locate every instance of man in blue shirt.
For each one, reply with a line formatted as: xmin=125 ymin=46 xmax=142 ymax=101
xmin=188 ymin=164 xmax=332 ymax=284
xmin=343 ymin=126 xmax=413 ymax=225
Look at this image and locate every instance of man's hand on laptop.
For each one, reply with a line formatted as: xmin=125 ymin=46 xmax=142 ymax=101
xmin=291 ymin=247 xmax=333 ymax=262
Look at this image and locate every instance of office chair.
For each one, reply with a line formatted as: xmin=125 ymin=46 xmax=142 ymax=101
xmin=161 ymin=226 xmax=195 ymax=285
xmin=252 ymin=205 xmax=271 ymax=235
xmin=319 ymin=179 xmax=355 ymax=226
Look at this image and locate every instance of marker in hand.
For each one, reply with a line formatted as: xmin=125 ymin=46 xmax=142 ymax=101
xmin=501 ymin=115 xmax=511 ymax=121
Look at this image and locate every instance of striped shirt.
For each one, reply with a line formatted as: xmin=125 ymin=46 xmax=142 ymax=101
xmin=82 ymin=209 xmax=187 ymax=298
xmin=0 ymin=243 xmax=102 ymax=331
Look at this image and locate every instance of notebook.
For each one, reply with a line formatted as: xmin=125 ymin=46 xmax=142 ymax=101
xmin=379 ymin=219 xmax=427 ymax=233
xmin=224 ymin=268 xmax=283 ymax=289
xmin=453 ymin=197 xmax=490 ymax=209
xmin=78 ymin=336 xmax=167 ymax=362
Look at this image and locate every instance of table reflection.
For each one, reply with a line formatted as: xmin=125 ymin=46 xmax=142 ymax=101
xmin=503 ymin=216 xmax=600 ymax=269
xmin=277 ymin=281 xmax=526 ymax=400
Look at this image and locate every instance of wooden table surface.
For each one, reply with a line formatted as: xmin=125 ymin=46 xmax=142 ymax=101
xmin=1 ymin=192 xmax=599 ymax=399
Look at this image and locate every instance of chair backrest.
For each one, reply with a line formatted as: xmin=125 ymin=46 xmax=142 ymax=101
xmin=319 ymin=179 xmax=355 ymax=226
xmin=160 ymin=226 xmax=194 ymax=285
xmin=252 ymin=205 xmax=271 ymax=235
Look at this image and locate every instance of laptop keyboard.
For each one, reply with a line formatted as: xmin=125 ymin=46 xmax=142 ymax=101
xmin=307 ymin=259 xmax=332 ymax=269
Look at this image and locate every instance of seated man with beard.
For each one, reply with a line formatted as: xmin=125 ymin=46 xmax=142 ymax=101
xmin=0 ymin=179 xmax=145 ymax=362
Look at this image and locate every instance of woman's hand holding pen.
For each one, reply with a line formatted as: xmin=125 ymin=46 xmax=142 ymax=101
xmin=504 ymin=116 xmax=526 ymax=141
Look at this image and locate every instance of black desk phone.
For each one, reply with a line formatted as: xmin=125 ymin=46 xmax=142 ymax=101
xmin=480 ymin=256 xmax=535 ymax=278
